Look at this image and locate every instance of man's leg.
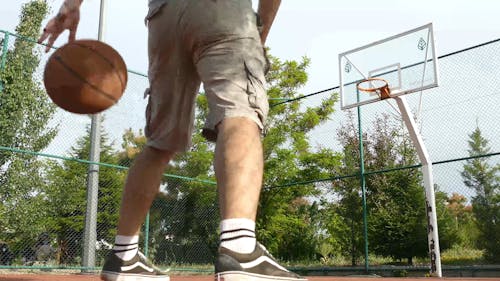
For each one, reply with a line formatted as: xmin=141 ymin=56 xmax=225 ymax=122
xmin=117 ymin=145 xmax=175 ymax=236
xmin=214 ymin=117 xmax=305 ymax=280
xmin=215 ymin=117 xmax=261 ymax=254
xmin=215 ymin=117 xmax=263 ymax=221
xmin=101 ymin=145 xmax=174 ymax=281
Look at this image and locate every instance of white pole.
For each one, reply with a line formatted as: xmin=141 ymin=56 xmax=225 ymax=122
xmin=394 ymin=96 xmax=442 ymax=277
xmin=83 ymin=0 xmax=106 ymax=269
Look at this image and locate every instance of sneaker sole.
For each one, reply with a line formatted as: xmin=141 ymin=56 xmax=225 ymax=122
xmin=215 ymin=271 xmax=307 ymax=281
xmin=101 ymin=271 xmax=170 ymax=281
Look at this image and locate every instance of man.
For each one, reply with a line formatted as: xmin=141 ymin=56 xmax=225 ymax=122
xmin=39 ymin=0 xmax=306 ymax=281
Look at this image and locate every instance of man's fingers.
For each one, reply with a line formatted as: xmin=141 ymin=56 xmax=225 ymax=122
xmin=38 ymin=31 xmax=49 ymax=44
xmin=68 ymin=28 xmax=76 ymax=42
xmin=39 ymin=21 xmax=59 ymax=52
xmin=38 ymin=10 xmax=81 ymax=52
xmin=45 ymin=34 xmax=59 ymax=53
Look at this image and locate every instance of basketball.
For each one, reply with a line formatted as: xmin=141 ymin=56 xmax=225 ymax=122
xmin=43 ymin=39 xmax=127 ymax=114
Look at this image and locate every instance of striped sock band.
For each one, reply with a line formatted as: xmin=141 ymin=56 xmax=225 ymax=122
xmin=220 ymin=218 xmax=256 ymax=254
xmin=112 ymin=235 xmax=139 ymax=261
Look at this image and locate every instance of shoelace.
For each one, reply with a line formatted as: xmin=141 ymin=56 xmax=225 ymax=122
xmin=257 ymin=243 xmax=291 ymax=272
xmin=257 ymin=243 xmax=276 ymax=259
xmin=138 ymin=251 xmax=148 ymax=260
xmin=137 ymin=252 xmax=170 ymax=273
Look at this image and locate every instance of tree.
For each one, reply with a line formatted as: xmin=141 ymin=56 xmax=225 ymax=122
xmin=45 ymin=121 xmax=125 ymax=264
xmin=365 ymin=114 xmax=428 ymax=265
xmin=0 ymin=0 xmax=57 ymax=256
xmin=461 ymin=126 xmax=500 ymax=262
xmin=364 ymin=115 xmax=461 ymax=264
xmin=315 ymin=200 xmax=349 ymax=264
xmin=0 ymin=0 xmax=55 ymax=158
xmin=433 ymin=187 xmax=460 ymax=252
xmin=332 ymin=110 xmax=367 ymax=265
xmin=445 ymin=193 xmax=477 ymax=248
xmin=336 ymin=113 xmax=433 ymax=265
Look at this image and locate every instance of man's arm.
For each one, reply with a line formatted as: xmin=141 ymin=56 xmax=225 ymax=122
xmin=257 ymin=0 xmax=281 ymax=44
xmin=38 ymin=0 xmax=83 ymax=52
xmin=59 ymin=0 xmax=83 ymax=13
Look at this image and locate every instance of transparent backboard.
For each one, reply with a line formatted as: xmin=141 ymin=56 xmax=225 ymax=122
xmin=339 ymin=23 xmax=439 ymax=109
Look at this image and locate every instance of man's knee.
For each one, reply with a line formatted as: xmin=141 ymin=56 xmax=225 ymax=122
xmin=217 ymin=117 xmax=259 ymax=132
xmin=144 ymin=145 xmax=175 ymax=165
xmin=216 ymin=117 xmax=261 ymax=140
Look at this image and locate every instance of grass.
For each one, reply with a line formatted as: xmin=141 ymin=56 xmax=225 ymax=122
xmin=440 ymin=245 xmax=484 ymax=265
xmin=285 ymin=245 xmax=485 ymax=268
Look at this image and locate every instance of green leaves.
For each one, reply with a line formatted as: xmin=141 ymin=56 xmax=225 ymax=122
xmin=461 ymin=126 xmax=500 ymax=262
xmin=334 ymin=113 xmax=428 ymax=264
xmin=0 ymin=0 xmax=56 ymax=253
xmin=254 ymin=52 xmax=340 ymax=261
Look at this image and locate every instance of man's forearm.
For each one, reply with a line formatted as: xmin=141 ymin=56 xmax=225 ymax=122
xmin=258 ymin=0 xmax=281 ymax=44
xmin=56 ymin=0 xmax=82 ymax=22
xmin=60 ymin=0 xmax=83 ymax=13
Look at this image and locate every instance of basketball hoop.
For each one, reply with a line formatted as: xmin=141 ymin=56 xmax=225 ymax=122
xmin=356 ymin=77 xmax=391 ymax=100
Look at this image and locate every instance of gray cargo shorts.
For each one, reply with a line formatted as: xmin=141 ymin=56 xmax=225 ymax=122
xmin=144 ymin=0 xmax=269 ymax=152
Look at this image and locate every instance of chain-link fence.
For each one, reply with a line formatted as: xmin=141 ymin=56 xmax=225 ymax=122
xmin=0 ymin=29 xmax=498 ymax=275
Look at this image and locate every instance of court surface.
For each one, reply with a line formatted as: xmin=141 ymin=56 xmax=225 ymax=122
xmin=0 ymin=275 xmax=498 ymax=281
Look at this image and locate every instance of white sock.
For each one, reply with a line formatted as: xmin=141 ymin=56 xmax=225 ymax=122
xmin=113 ymin=235 xmax=139 ymax=261
xmin=220 ymin=218 xmax=256 ymax=254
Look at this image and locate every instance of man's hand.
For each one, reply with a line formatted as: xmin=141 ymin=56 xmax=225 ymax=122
xmin=38 ymin=0 xmax=83 ymax=52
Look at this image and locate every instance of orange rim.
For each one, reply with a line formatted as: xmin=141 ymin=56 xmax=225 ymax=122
xmin=356 ymin=77 xmax=388 ymax=92
xmin=356 ymin=77 xmax=391 ymax=99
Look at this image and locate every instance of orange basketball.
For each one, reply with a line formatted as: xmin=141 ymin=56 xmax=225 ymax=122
xmin=43 ymin=39 xmax=127 ymax=114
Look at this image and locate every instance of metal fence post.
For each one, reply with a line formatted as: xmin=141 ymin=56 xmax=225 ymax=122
xmin=83 ymin=0 xmax=107 ymax=270
xmin=0 ymin=31 xmax=10 ymax=92
xmin=357 ymin=106 xmax=370 ymax=273
xmin=83 ymin=116 xmax=101 ymax=270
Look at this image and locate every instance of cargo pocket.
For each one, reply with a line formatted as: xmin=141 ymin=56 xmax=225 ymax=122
xmin=244 ymin=57 xmax=269 ymax=127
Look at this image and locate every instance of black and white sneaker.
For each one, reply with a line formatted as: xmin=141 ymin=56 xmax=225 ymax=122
xmin=215 ymin=242 xmax=306 ymax=281
xmin=100 ymin=251 xmax=169 ymax=281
